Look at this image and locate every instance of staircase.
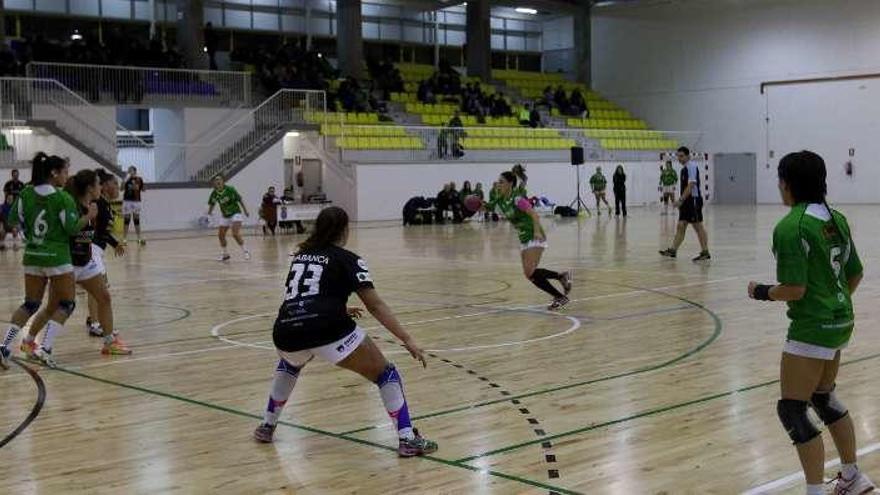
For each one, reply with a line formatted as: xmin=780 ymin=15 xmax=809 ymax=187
xmin=189 ymin=89 xmax=326 ymax=182
xmin=0 ymin=77 xmax=147 ymax=176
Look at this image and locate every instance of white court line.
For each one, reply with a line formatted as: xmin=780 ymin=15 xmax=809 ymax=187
xmin=742 ymin=442 xmax=880 ymax=494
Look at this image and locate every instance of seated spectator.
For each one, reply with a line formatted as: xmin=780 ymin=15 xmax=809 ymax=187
xmin=529 ymin=105 xmax=542 ymax=128
xmin=554 ymin=86 xmax=569 ymax=114
xmin=434 ymin=183 xmax=463 ymax=224
xmin=542 ymin=86 xmax=554 ymax=109
xmin=438 ymin=111 xmax=466 ymax=159
xmin=570 ymin=89 xmax=588 ymax=117
xmin=519 ymin=104 xmax=532 ymax=126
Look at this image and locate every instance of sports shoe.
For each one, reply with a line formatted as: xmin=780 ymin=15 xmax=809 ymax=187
xmin=87 ymin=318 xmax=103 ymax=337
xmin=34 ymin=347 xmax=57 ymax=368
xmin=692 ymin=251 xmax=711 ymax=262
xmin=20 ymin=339 xmax=38 ymax=360
xmin=659 ymin=248 xmax=677 ymax=258
xmin=138 ymin=239 xmax=146 ymax=246
xmin=560 ymin=271 xmax=573 ymax=296
xmin=831 ymin=471 xmax=875 ymax=494
xmin=218 ymin=254 xmax=231 ymax=262
xmin=243 ymin=250 xmax=251 ymax=261
xmin=398 ymin=429 xmax=438 ymax=457
xmin=547 ymin=296 xmax=570 ymax=311
xmin=101 ymin=336 xmax=133 ymax=356
xmin=253 ymin=423 xmax=276 ymax=443
xmin=0 ymin=346 xmax=10 ymax=370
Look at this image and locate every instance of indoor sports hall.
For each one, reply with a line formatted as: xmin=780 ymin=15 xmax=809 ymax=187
xmin=2 ymin=1 xmax=880 ymax=494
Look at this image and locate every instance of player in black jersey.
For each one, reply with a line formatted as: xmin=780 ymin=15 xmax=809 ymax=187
xmin=84 ymin=170 xmax=126 ymax=337
xmin=253 ymin=206 xmax=438 ymax=457
xmin=21 ymin=170 xmax=131 ymax=363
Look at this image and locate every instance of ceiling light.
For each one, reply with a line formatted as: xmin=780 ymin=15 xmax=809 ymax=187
xmin=286 ymin=131 xmax=300 ymax=137
xmin=515 ymin=7 xmax=537 ymax=14
xmin=10 ymin=127 xmax=33 ymax=135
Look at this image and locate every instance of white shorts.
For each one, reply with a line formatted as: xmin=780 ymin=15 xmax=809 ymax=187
xmin=783 ymin=339 xmax=848 ymax=361
xmin=74 ymin=245 xmax=106 ymax=282
xmin=218 ymin=213 xmax=244 ymax=227
xmin=663 ymin=186 xmax=676 ymax=195
xmin=276 ymin=326 xmax=366 ymax=367
xmin=123 ymin=201 xmax=142 ymax=216
xmin=24 ymin=264 xmax=74 ymax=277
xmin=521 ymin=239 xmax=549 ymax=251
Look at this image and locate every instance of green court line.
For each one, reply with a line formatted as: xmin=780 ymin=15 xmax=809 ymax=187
xmin=53 ymin=366 xmax=583 ymax=495
xmin=454 ymin=350 xmax=880 ymax=463
xmin=341 ymin=286 xmax=723 ymax=435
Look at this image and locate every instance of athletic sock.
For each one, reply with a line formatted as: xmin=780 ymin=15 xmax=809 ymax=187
xmin=376 ymin=364 xmax=414 ymax=440
xmin=103 ymin=333 xmax=115 ymax=346
xmin=2 ymin=324 xmax=21 ymax=350
xmin=533 ymin=268 xmax=561 ymax=280
xmin=263 ymin=359 xmax=300 ymax=426
xmin=806 ymin=484 xmax=824 ymax=495
xmin=41 ymin=320 xmax=63 ymax=351
xmin=842 ymin=463 xmax=859 ymax=480
xmin=530 ymin=270 xmax=565 ymax=299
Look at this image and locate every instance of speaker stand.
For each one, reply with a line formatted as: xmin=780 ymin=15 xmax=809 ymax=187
xmin=569 ymin=164 xmax=592 ymax=215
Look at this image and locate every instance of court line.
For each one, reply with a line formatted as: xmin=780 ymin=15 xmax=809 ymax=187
xmin=0 ymin=358 xmax=46 ymax=449
xmin=343 ymin=282 xmax=725 ymax=433
xmin=454 ymin=350 xmax=880 ymax=465
xmin=50 ymin=365 xmax=584 ymax=495
xmin=743 ymin=442 xmax=880 ymax=494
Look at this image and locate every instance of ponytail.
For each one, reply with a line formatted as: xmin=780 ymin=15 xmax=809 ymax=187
xmin=512 ymin=163 xmax=527 ymax=186
xmin=30 ymin=152 xmax=67 ymax=186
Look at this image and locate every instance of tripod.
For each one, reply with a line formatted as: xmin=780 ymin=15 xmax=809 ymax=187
xmin=569 ymin=163 xmax=592 ymax=216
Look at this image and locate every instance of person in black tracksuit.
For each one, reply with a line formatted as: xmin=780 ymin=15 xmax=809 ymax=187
xmin=613 ymin=165 xmax=627 ymax=217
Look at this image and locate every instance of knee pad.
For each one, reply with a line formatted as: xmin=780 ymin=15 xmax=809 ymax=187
xmin=777 ymin=399 xmax=821 ymax=444
xmin=58 ymin=299 xmax=77 ymax=317
xmin=811 ymin=388 xmax=849 ymax=425
xmin=20 ymin=299 xmax=42 ymax=316
xmin=275 ymin=359 xmax=301 ymax=377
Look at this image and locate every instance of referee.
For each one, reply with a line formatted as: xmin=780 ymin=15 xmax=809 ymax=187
xmin=659 ymin=147 xmax=711 ymax=261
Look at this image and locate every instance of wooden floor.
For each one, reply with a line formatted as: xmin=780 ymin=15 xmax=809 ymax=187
xmin=2 ymin=205 xmax=880 ymax=494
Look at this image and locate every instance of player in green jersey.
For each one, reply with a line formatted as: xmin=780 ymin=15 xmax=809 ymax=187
xmin=0 ymin=153 xmax=96 ymax=370
xmin=659 ymin=161 xmax=677 ymax=215
xmin=484 ymin=165 xmax=572 ymax=310
xmin=207 ymin=174 xmax=250 ymax=262
xmin=589 ymin=166 xmax=612 ymax=216
xmin=748 ymin=151 xmax=874 ymax=495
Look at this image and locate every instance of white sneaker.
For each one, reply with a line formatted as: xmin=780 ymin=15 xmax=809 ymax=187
xmin=832 ymin=471 xmax=876 ymax=495
xmin=87 ymin=321 xmax=104 ymax=337
xmin=560 ymin=271 xmax=573 ymax=296
xmin=34 ymin=347 xmax=57 ymax=368
xmin=243 ymin=250 xmax=251 ymax=261
xmin=218 ymin=254 xmax=231 ymax=262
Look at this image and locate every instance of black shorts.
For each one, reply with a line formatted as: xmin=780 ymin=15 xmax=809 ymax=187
xmin=679 ymin=197 xmax=704 ymax=223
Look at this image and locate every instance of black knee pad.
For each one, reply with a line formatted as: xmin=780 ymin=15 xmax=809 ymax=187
xmin=58 ymin=299 xmax=76 ymax=317
xmin=811 ymin=388 xmax=849 ymax=425
xmin=777 ymin=399 xmax=821 ymax=444
xmin=20 ymin=299 xmax=41 ymax=316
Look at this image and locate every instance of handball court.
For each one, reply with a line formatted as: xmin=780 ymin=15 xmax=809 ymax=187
xmin=2 ymin=205 xmax=880 ymax=494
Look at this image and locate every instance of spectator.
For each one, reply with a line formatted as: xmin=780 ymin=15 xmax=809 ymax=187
xmin=260 ymin=186 xmax=281 ymax=236
xmin=3 ymin=169 xmax=25 ymax=201
xmin=613 ymin=165 xmax=627 ymax=217
xmin=528 ymin=104 xmax=542 ymax=128
xmin=518 ymin=104 xmax=532 ymax=126
xmin=473 ymin=182 xmax=485 ymax=201
xmin=554 ymin=86 xmax=569 ymax=114
xmin=570 ymin=89 xmax=588 ymax=117
xmin=542 ymin=86 xmax=554 ymax=109
xmin=204 ymin=22 xmax=218 ymax=70
xmin=439 ymin=111 xmax=465 ymax=159
xmin=435 ymin=183 xmax=462 ymax=224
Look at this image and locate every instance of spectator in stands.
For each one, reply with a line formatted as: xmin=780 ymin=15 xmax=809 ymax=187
xmin=554 ymin=86 xmax=569 ymax=114
xmin=447 ymin=111 xmax=466 ymax=159
xmin=542 ymin=86 xmax=555 ymax=109
xmin=529 ymin=104 xmax=543 ymax=128
xmin=518 ymin=104 xmax=532 ymax=126
xmin=204 ymin=22 xmax=218 ymax=70
xmin=3 ymin=169 xmax=25 ymax=202
xmin=570 ymin=89 xmax=588 ymax=117
xmin=490 ymin=93 xmax=511 ymax=118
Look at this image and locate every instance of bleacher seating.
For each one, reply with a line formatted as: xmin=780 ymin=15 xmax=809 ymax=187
xmin=336 ymin=136 xmax=422 ymax=149
xmin=305 ymin=112 xmax=381 ymax=124
xmin=462 ymin=137 xmax=576 ymax=150
xmin=421 ymin=115 xmax=520 ymax=127
xmin=567 ymin=118 xmax=649 ymax=130
xmin=320 ymin=124 xmax=407 ymax=137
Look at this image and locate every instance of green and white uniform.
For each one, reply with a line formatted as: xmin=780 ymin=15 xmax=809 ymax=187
xmin=660 ymin=167 xmax=677 ymax=194
xmin=773 ymin=203 xmax=862 ymax=360
xmin=487 ymin=189 xmax=545 ymax=250
xmin=209 ymin=185 xmax=244 ymax=226
xmin=589 ymin=173 xmax=607 ymax=193
xmin=9 ymin=184 xmax=82 ymax=276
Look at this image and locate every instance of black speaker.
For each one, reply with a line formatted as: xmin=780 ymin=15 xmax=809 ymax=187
xmin=570 ymin=146 xmax=584 ymax=165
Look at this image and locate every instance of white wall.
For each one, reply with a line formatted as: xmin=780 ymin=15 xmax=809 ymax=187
xmin=354 ymin=161 xmax=674 ymax=222
xmin=0 ymin=130 xmax=105 ymax=182
xmin=142 ymin=139 xmax=285 ymax=230
xmin=591 ymin=0 xmax=880 ymax=203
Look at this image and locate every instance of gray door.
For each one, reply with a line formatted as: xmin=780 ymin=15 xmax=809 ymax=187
xmin=713 ymin=153 xmax=756 ymax=204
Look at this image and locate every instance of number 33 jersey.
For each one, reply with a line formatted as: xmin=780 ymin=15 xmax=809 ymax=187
xmin=273 ymin=245 xmax=375 ymax=352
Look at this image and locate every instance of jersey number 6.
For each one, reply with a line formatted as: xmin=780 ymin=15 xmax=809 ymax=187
xmin=285 ymin=263 xmax=324 ymax=300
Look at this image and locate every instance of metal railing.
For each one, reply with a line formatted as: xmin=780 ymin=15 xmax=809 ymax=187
xmin=0 ymin=77 xmax=150 ymax=173
xmin=187 ymin=89 xmax=326 ymax=182
xmin=322 ymin=124 xmax=703 ymax=163
xmin=26 ymin=62 xmax=253 ymax=107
